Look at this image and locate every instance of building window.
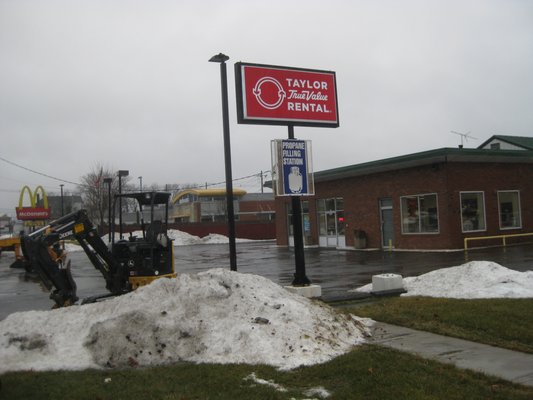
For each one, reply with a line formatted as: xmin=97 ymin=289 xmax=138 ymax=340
xmin=498 ymin=191 xmax=522 ymax=229
xmin=400 ymin=194 xmax=439 ymax=234
xmin=460 ymin=192 xmax=486 ymax=232
xmin=317 ymin=198 xmax=345 ymax=236
xmin=287 ymin=200 xmax=312 ymax=245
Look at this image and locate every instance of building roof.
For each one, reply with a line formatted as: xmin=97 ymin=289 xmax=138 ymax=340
xmin=314 ymin=147 xmax=533 ymax=182
xmin=171 ymin=188 xmax=247 ymax=204
xmin=477 ymin=135 xmax=533 ymax=150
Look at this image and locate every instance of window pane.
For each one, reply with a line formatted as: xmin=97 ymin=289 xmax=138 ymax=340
xmin=499 ymin=191 xmax=521 ymax=229
xmin=401 ymin=194 xmax=439 ymax=233
xmin=318 ymin=213 xmax=327 ymax=235
xmin=401 ymin=196 xmax=419 ymax=233
xmin=337 ymin=211 xmax=345 ymax=235
xmin=336 ymin=198 xmax=344 ymax=211
xmin=420 ymin=195 xmax=438 ymax=232
xmin=325 ymin=199 xmax=335 ymax=211
xmin=461 ymin=192 xmax=485 ymax=232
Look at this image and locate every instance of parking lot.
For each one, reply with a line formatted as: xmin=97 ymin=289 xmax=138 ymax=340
xmin=1 ymin=240 xmax=533 ymax=319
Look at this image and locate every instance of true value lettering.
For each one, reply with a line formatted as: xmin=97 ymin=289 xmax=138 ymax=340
xmin=284 ymin=78 xmax=331 ymax=113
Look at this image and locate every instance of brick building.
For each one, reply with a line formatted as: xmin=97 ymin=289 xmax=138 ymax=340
xmin=275 ymin=136 xmax=533 ymax=250
xmin=167 ymin=188 xmax=276 ymax=240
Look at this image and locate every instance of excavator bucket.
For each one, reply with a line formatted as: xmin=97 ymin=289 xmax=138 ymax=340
xmin=21 ymin=236 xmax=78 ymax=307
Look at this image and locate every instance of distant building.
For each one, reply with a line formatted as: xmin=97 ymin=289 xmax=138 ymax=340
xmin=0 ymin=214 xmax=12 ymax=234
xmin=170 ymin=188 xmax=274 ymax=223
xmin=478 ymin=135 xmax=533 ymax=151
xmin=275 ymin=136 xmax=533 ymax=250
xmin=168 ymin=188 xmax=276 ymax=240
xmin=46 ymin=195 xmax=83 ymax=219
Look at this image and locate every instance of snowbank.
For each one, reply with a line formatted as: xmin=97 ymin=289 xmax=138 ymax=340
xmin=0 ymin=269 xmax=369 ymax=373
xmin=353 ymin=261 xmax=533 ymax=299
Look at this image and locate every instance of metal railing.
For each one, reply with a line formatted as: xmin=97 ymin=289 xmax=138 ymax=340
xmin=464 ymin=232 xmax=533 ymax=250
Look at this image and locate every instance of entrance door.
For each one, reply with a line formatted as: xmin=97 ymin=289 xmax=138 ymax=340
xmin=380 ymin=198 xmax=394 ymax=248
xmin=318 ymin=198 xmax=345 ymax=248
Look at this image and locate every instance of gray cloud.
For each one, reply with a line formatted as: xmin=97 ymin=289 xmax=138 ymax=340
xmin=1 ymin=0 xmax=533 ymax=214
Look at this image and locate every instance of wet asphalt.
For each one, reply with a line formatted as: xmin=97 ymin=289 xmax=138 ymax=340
xmin=1 ymin=241 xmax=533 ymax=320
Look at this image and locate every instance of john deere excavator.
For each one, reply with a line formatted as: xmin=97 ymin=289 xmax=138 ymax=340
xmin=20 ymin=191 xmax=176 ymax=307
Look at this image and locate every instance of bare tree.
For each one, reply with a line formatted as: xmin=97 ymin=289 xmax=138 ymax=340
xmin=78 ymin=164 xmax=131 ymax=228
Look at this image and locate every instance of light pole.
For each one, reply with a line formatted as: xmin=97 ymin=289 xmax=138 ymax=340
xmin=138 ymin=176 xmax=143 ymax=192
xmin=59 ymin=184 xmax=64 ymax=217
xmin=209 ymin=52 xmax=237 ymax=271
xmin=118 ymin=170 xmax=129 ymax=239
xmin=103 ymin=177 xmax=112 ymax=241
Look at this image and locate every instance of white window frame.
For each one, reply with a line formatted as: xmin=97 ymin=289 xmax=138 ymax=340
xmin=400 ymin=193 xmax=439 ymax=234
xmin=497 ymin=190 xmax=522 ymax=230
xmin=460 ymin=191 xmax=487 ymax=233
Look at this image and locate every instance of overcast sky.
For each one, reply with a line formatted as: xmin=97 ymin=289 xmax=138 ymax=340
xmin=1 ymin=0 xmax=532 ymax=216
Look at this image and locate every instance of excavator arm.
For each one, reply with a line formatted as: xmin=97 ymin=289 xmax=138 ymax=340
xmin=20 ymin=191 xmax=175 ymax=308
xmin=21 ymin=210 xmax=129 ymax=307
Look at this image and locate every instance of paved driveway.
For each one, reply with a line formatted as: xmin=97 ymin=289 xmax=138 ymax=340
xmin=1 ymin=241 xmax=533 ymax=319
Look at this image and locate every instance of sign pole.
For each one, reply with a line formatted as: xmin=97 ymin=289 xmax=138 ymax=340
xmin=210 ymin=53 xmax=237 ymax=271
xmin=288 ymin=125 xmax=311 ymax=286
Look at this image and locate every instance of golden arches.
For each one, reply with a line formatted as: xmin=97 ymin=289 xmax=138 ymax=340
xmin=18 ymin=185 xmax=49 ymax=208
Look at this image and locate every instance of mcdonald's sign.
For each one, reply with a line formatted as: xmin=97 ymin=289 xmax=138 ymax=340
xmin=16 ymin=185 xmax=51 ymax=220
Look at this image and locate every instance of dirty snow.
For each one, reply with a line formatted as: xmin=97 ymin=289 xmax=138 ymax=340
xmin=352 ymin=261 xmax=533 ymax=299
xmin=0 ymin=268 xmax=369 ymax=374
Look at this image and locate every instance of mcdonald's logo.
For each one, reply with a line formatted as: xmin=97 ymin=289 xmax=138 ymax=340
xmin=15 ymin=185 xmax=51 ymax=220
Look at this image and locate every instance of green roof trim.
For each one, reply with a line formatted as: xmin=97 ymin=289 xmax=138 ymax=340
xmin=315 ymin=147 xmax=533 ymax=182
xmin=478 ymin=135 xmax=533 ymax=150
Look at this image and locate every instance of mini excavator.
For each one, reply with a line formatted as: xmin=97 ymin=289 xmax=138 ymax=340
xmin=20 ymin=191 xmax=176 ymax=307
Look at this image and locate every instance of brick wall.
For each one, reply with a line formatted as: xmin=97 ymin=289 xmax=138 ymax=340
xmin=276 ymin=161 xmax=533 ymax=250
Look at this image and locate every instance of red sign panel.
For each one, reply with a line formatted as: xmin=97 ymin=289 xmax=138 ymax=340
xmin=16 ymin=207 xmax=51 ymax=220
xmin=235 ymin=62 xmax=339 ymax=128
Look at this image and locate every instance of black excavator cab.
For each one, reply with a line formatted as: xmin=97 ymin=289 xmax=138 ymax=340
xmin=20 ymin=191 xmax=176 ymax=307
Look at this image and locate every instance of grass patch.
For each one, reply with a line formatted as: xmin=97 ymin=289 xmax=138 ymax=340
xmin=2 ymin=345 xmax=533 ymax=400
xmin=343 ymin=297 xmax=533 ymax=353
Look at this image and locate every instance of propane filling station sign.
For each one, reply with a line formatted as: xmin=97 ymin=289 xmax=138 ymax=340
xmin=271 ymin=139 xmax=314 ymax=196
xmin=235 ymin=62 xmax=339 ymax=127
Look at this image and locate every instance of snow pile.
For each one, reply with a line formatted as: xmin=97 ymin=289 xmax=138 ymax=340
xmin=0 ymin=269 xmax=369 ymax=373
xmin=353 ymin=261 xmax=533 ymax=299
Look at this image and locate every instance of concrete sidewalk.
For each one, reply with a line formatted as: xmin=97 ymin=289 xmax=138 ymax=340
xmin=370 ymin=322 xmax=533 ymax=387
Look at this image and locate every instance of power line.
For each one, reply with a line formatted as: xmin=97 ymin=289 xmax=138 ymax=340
xmin=0 ymin=154 xmax=271 ymax=193
xmin=0 ymin=155 xmax=80 ymax=186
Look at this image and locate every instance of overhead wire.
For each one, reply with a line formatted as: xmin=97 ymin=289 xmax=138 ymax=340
xmin=0 ymin=154 xmax=271 ymax=193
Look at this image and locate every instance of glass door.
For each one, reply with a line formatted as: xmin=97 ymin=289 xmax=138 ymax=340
xmin=318 ymin=198 xmax=345 ymax=248
xmin=380 ymin=198 xmax=394 ymax=248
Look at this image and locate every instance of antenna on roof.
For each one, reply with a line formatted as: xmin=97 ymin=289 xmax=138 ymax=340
xmin=450 ymin=130 xmax=478 ymax=148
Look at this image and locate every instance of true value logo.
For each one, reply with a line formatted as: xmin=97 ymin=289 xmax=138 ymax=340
xmin=236 ymin=62 xmax=339 ymax=128
xmin=252 ymin=76 xmax=330 ymax=113
xmin=15 ymin=185 xmax=51 ymax=221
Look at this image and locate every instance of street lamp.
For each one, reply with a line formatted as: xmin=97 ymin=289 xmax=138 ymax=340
xmin=103 ymin=177 xmax=112 ymax=241
xmin=59 ymin=184 xmax=64 ymax=217
xmin=118 ymin=170 xmax=129 ymax=239
xmin=138 ymin=176 xmax=143 ymax=192
xmin=209 ymin=52 xmax=237 ymax=271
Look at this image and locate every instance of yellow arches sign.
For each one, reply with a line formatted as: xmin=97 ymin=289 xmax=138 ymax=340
xmin=15 ymin=185 xmax=51 ymax=220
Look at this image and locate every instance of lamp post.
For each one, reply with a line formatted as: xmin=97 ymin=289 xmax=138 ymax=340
xmin=118 ymin=170 xmax=129 ymax=239
xmin=59 ymin=184 xmax=64 ymax=217
xmin=103 ymin=177 xmax=112 ymax=241
xmin=209 ymin=52 xmax=237 ymax=271
xmin=138 ymin=176 xmax=143 ymax=192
